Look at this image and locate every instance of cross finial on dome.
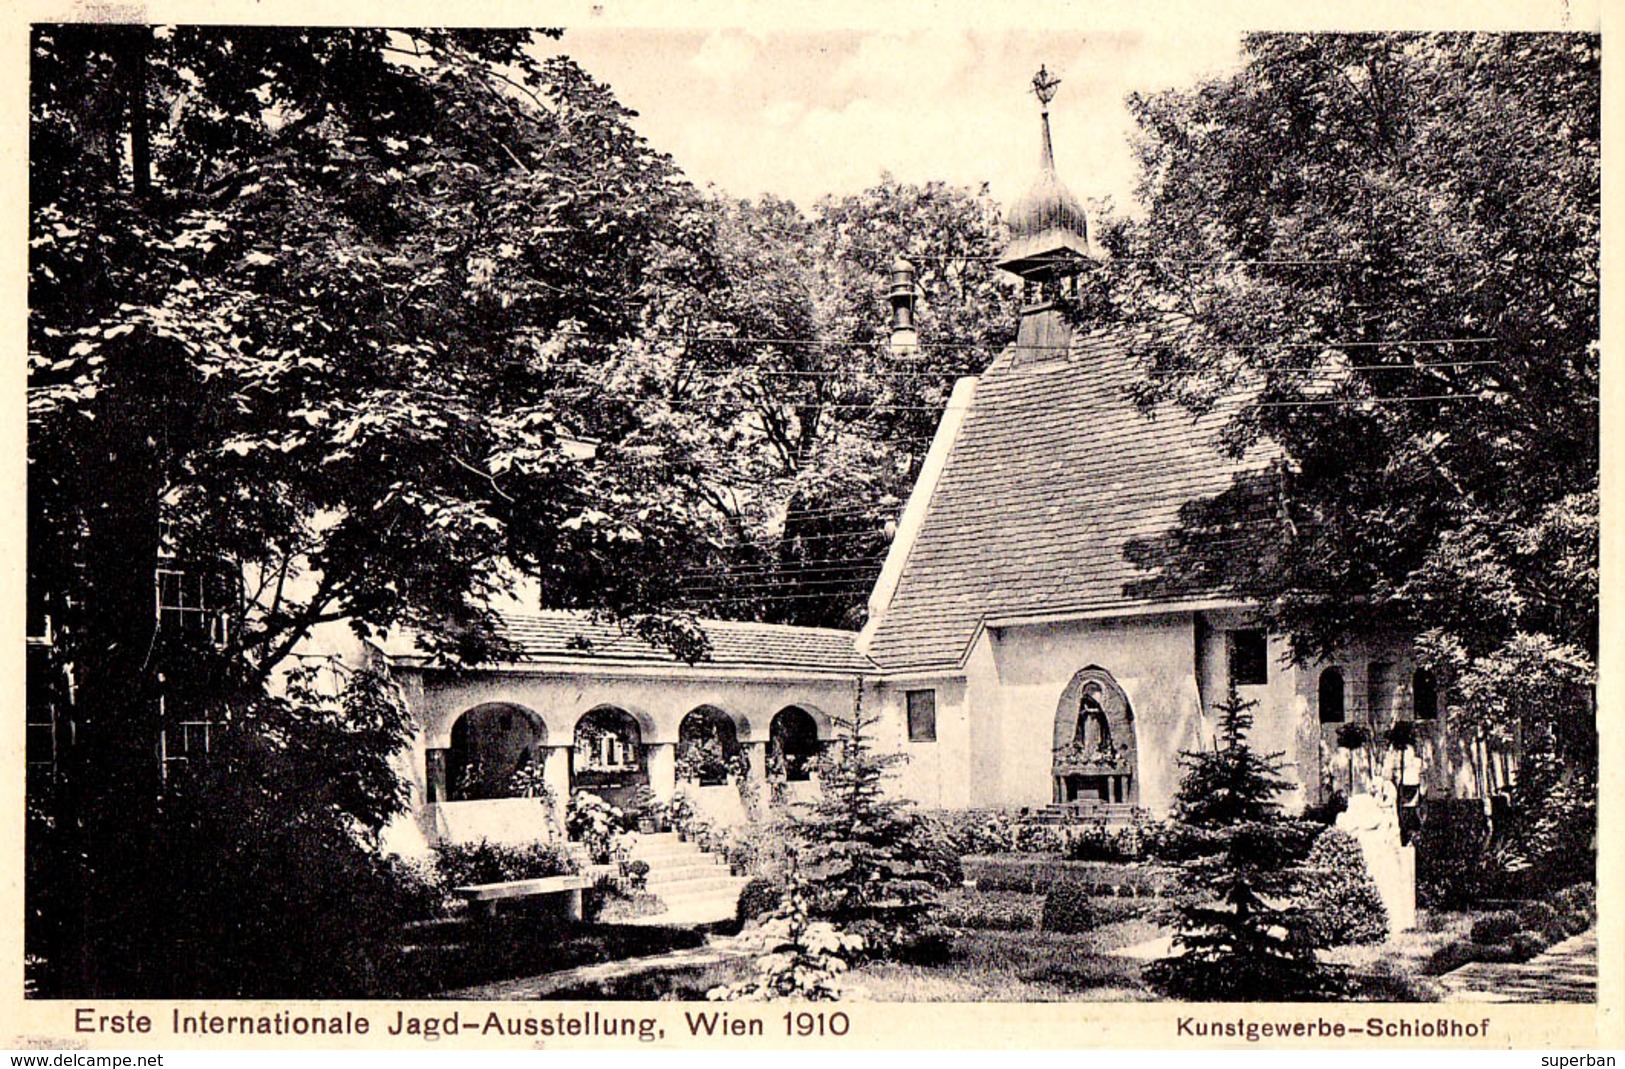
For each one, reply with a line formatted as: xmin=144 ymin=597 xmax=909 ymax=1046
xmin=1031 ymin=65 xmax=1061 ymax=110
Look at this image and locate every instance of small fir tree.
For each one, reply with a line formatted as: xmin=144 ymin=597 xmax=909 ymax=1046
xmin=1171 ymin=685 xmax=1292 ymax=827
xmin=707 ymin=850 xmax=864 ymax=1002
xmin=795 ymin=689 xmax=954 ymax=959
xmin=1148 ymin=685 xmax=1346 ymax=1000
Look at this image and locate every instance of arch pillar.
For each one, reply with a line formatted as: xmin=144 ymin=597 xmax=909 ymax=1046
xmin=743 ymin=740 xmax=767 ymax=783
xmin=543 ymin=743 xmax=572 ymax=819
xmin=647 ymin=742 xmax=677 ymax=803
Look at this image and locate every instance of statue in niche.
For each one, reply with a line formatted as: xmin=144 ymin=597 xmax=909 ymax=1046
xmin=1073 ymin=684 xmax=1114 ymax=762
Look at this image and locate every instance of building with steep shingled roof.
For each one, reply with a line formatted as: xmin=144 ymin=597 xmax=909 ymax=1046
xmin=376 ymin=68 xmax=1473 ymax=860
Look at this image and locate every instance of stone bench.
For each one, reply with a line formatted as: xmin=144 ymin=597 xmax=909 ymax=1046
xmin=453 ymin=874 xmax=594 ymax=922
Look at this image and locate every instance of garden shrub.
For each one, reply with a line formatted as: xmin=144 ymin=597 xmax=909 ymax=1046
xmin=721 ymin=821 xmax=790 ymax=879
xmin=1011 ymin=822 xmax=1066 ymax=854
xmin=1507 ymin=931 xmax=1548 ymax=962
xmin=1423 ymin=938 xmax=1481 ymax=975
xmin=1064 ymin=811 xmax=1156 ymax=862
xmin=1493 ymin=757 xmax=1596 ymax=897
xmin=1550 ymin=882 xmax=1596 ymax=934
xmin=566 ymin=791 xmax=625 ymax=864
xmin=1552 ymin=881 xmax=1595 ymax=912
xmin=1425 ymin=929 xmax=1548 ymax=975
xmin=1039 ymin=881 xmax=1099 ymax=933
xmin=1415 ymin=800 xmax=1494 ymax=909
xmin=736 ymin=876 xmax=783 ymax=924
xmin=1517 ymin=901 xmax=1565 ymax=943
xmin=922 ymin=809 xmax=1017 ymax=855
xmin=1143 ymin=821 xmax=1227 ymax=861
xmin=432 ymin=839 xmax=574 ymax=889
xmin=1297 ymin=828 xmax=1387 ymax=946
xmin=1469 ymin=910 xmax=1522 ymax=945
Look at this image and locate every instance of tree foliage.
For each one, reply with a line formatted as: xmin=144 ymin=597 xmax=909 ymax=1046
xmin=27 ymin=24 xmax=734 ymax=995
xmin=1098 ymin=34 xmax=1597 ymax=654
xmin=795 ymin=693 xmax=956 ymax=959
xmin=1150 ymin=687 xmax=1344 ymax=1000
xmin=608 ymin=179 xmax=1017 ymax=628
xmin=1095 ymin=33 xmax=1598 ymax=786
xmin=1171 ymin=687 xmax=1292 ymax=828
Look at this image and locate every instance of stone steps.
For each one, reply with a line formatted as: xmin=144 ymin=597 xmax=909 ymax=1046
xmin=1030 ymin=802 xmax=1141 ymax=827
xmin=646 ymin=874 xmax=742 ymax=897
xmin=620 ymin=832 xmax=746 ymax=926
xmin=641 ymin=860 xmax=730 ymax=881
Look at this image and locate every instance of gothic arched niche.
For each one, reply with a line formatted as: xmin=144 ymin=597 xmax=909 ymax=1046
xmin=1051 ymin=668 xmax=1138 ymax=806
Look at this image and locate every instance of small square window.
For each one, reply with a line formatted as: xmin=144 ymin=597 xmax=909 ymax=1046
xmin=906 ymin=690 xmax=937 ymax=742
xmin=1229 ymin=630 xmax=1269 ymax=686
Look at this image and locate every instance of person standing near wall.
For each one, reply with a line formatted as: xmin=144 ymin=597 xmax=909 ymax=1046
xmin=1382 ymin=721 xmax=1425 ymax=845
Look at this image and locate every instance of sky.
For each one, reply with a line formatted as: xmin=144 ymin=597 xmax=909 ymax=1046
xmin=544 ymin=27 xmax=1248 ymax=216
xmin=535 ymin=0 xmax=1593 ymax=217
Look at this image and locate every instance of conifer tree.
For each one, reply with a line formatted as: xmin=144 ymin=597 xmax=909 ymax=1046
xmin=1170 ymin=685 xmax=1292 ymax=828
xmin=1148 ymin=684 xmax=1345 ymax=1000
xmin=795 ymin=688 xmax=954 ymax=959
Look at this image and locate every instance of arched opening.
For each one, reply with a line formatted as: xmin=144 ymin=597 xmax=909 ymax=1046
xmin=443 ymin=703 xmax=547 ymax=802
xmin=1318 ymin=667 xmax=1346 ymax=724
xmin=677 ymin=706 xmax=741 ymax=786
xmin=1051 ymin=669 xmax=1137 ymax=806
xmin=571 ymin=706 xmax=646 ymax=808
xmin=1412 ymin=668 xmax=1438 ymax=720
xmin=769 ymin=706 xmax=821 ymax=783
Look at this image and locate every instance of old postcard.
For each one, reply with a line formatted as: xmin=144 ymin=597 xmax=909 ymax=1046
xmin=4 ymin=0 xmax=1615 ymax=1054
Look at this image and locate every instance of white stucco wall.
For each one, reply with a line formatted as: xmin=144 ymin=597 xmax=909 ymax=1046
xmin=973 ymin=613 xmax=1209 ymax=815
xmin=1195 ymin=609 xmax=1311 ymax=812
xmin=1287 ymin=638 xmax=1468 ymax=803
xmin=873 ymin=674 xmax=969 ymax=809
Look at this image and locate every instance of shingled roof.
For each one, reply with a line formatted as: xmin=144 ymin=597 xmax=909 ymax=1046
xmin=479 ymin=610 xmax=872 ymax=674
xmin=863 ymin=323 xmax=1269 ymax=671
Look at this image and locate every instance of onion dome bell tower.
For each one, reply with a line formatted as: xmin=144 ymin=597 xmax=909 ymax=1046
xmin=999 ymin=66 xmax=1099 ymax=353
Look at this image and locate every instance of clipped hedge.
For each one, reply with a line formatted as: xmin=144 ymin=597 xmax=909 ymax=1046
xmin=963 ymin=856 xmax=1174 ymax=897
xmin=1298 ymin=828 xmax=1387 ymax=946
xmin=1040 ymin=881 xmax=1099 ymax=933
xmin=1036 ymin=883 xmax=1148 ymax=933
xmin=937 ymin=891 xmax=1040 ymax=932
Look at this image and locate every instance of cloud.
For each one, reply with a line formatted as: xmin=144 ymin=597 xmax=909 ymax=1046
xmin=690 ymin=29 xmax=762 ymax=85
xmin=833 ymin=30 xmax=975 ymax=102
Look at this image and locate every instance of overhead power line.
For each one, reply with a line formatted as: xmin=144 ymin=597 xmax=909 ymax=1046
xmin=548 ymin=333 xmax=1497 ymax=354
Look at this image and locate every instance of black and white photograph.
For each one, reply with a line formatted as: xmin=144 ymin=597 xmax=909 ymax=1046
xmin=16 ymin=2 xmax=1606 ymax=1040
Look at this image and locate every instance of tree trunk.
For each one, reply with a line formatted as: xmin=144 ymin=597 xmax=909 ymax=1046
xmin=53 ymin=405 xmax=165 ymax=995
